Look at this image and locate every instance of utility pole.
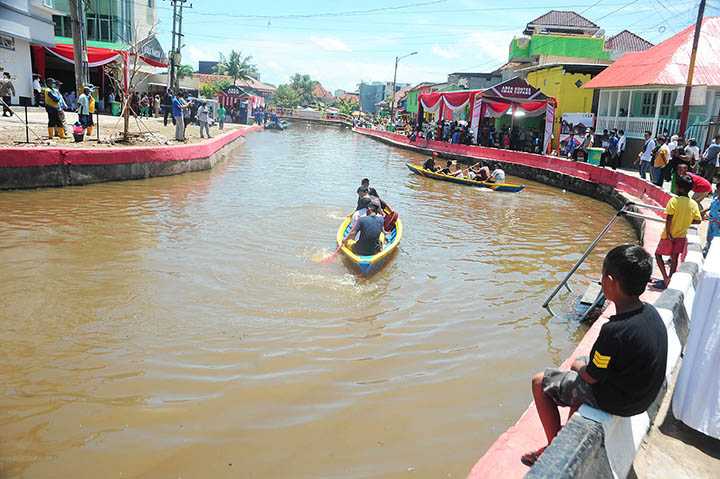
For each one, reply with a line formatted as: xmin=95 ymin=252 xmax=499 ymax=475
xmin=69 ymin=0 xmax=89 ymax=91
xmin=390 ymin=51 xmax=417 ymax=121
xmin=168 ymin=0 xmax=191 ymax=91
xmin=168 ymin=0 xmax=178 ymax=90
xmin=679 ymin=0 xmax=706 ymax=136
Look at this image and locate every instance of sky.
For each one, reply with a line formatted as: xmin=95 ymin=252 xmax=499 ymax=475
xmin=152 ymin=0 xmax=715 ymax=92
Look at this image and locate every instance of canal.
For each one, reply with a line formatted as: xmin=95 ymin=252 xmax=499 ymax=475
xmin=0 ymin=124 xmax=636 ymax=478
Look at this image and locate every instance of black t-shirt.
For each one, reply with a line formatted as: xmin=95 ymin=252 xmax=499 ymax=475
xmin=586 ymin=303 xmax=668 ymax=417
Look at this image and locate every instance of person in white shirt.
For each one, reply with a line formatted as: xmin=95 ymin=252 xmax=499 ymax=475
xmin=667 ymin=134 xmax=679 ymax=153
xmin=617 ymin=129 xmax=627 ymax=166
xmin=32 ymin=74 xmax=42 ymax=106
xmin=635 ymin=131 xmax=656 ymax=180
xmin=197 ymin=101 xmax=212 ymax=139
xmin=490 ymin=168 xmax=506 ymax=183
xmin=685 ymin=138 xmax=701 ymax=172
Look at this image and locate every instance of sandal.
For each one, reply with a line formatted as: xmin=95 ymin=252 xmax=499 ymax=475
xmin=652 ymin=279 xmax=667 ymax=290
xmin=521 ymin=446 xmax=546 ymax=466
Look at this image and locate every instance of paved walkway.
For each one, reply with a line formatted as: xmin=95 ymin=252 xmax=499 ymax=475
xmin=632 ymin=359 xmax=720 ymax=478
xmin=0 ymin=106 xmax=243 ymax=147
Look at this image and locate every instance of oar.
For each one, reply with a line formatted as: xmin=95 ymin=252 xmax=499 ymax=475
xmin=320 ymin=244 xmax=342 ymax=264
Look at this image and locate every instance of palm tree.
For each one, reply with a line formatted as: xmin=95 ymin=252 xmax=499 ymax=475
xmin=290 ymin=73 xmax=316 ymax=106
xmin=215 ymin=51 xmax=259 ymax=84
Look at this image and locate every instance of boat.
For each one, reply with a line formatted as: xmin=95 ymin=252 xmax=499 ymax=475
xmin=335 ymin=213 xmax=403 ymax=276
xmin=406 ymin=162 xmax=525 ymax=193
xmin=264 ymin=120 xmax=288 ymax=130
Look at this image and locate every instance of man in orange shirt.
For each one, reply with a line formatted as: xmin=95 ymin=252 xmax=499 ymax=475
xmin=653 ymin=136 xmax=670 ymax=187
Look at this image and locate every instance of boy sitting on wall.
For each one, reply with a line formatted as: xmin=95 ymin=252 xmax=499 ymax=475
xmin=522 ymin=245 xmax=668 ymax=466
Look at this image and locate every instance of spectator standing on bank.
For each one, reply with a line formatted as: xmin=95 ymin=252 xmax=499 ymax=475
xmin=522 ymin=245 xmax=667 ymax=466
xmin=162 ymin=89 xmax=174 ymax=126
xmin=607 ymin=129 xmax=619 ymax=170
xmin=172 ymin=92 xmax=189 ymax=141
xmin=32 ymin=74 xmax=43 ymax=106
xmin=635 ymin=130 xmax=656 ymax=180
xmin=76 ymin=85 xmax=92 ymax=141
xmin=685 ymin=138 xmax=701 ymax=172
xmin=217 ymin=104 xmax=226 ymax=130
xmin=153 ymin=94 xmax=161 ymax=117
xmin=704 ymin=187 xmax=720 ymax=255
xmin=701 ymin=135 xmax=720 ymax=183
xmin=617 ymin=130 xmax=626 ymax=166
xmin=654 ymin=174 xmax=702 ymax=289
xmin=197 ymin=101 xmax=212 ymax=139
xmin=653 ymin=136 xmax=671 ymax=187
xmin=43 ymin=78 xmax=65 ymax=139
xmin=0 ymin=71 xmax=16 ymax=116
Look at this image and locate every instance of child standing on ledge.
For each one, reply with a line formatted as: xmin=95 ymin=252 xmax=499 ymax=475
xmin=654 ymin=174 xmax=702 ymax=289
xmin=522 ymin=245 xmax=668 ymax=466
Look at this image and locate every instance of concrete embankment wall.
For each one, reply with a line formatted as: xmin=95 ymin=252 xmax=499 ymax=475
xmin=0 ymin=126 xmax=261 ymax=190
xmin=353 ymin=128 xmax=705 ymax=479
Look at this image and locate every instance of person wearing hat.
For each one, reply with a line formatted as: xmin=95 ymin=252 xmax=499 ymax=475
xmin=341 ymin=199 xmax=385 ymax=256
xmin=77 ymin=84 xmax=95 ymax=139
xmin=43 ymin=78 xmax=65 ymax=139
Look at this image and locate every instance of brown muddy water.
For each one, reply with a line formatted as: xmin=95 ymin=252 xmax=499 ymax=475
xmin=0 ymin=124 xmax=636 ymax=478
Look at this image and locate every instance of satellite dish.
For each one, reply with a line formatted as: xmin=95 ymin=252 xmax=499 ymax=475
xmin=594 ymin=29 xmax=605 ymax=38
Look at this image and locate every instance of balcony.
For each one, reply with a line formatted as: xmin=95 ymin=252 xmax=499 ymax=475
xmin=595 ymin=116 xmax=679 ymax=139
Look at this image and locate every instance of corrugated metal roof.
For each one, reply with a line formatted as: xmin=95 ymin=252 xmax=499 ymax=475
xmin=526 ymin=10 xmax=599 ymax=29
xmin=585 ymin=17 xmax=720 ymax=89
xmin=605 ymin=30 xmax=654 ymax=53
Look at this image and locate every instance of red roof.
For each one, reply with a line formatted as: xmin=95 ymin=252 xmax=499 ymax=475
xmin=585 ymin=17 xmax=720 ymax=89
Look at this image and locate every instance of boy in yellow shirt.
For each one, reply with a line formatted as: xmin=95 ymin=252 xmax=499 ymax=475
xmin=654 ymin=174 xmax=702 ymax=289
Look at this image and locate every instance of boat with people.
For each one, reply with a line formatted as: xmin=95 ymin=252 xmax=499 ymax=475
xmin=335 ymin=212 xmax=402 ymax=276
xmin=265 ymin=119 xmax=289 ymax=130
xmin=406 ymin=161 xmax=525 ymax=193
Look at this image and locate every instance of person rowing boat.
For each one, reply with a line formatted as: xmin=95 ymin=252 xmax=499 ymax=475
xmin=342 ymin=200 xmax=385 ymax=256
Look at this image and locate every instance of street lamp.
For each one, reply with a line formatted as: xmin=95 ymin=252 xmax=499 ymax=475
xmin=390 ymin=51 xmax=417 ymax=120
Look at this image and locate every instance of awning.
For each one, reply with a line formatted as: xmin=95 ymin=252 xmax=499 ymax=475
xmin=46 ymin=44 xmax=168 ymax=68
xmin=47 ymin=44 xmax=122 ymax=67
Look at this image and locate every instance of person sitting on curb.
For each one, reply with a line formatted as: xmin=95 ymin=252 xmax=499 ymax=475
xmin=654 ymin=174 xmax=703 ymax=289
xmin=522 ymin=245 xmax=668 ymax=466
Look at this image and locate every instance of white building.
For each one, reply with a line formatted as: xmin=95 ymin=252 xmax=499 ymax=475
xmin=0 ymin=0 xmax=58 ymax=101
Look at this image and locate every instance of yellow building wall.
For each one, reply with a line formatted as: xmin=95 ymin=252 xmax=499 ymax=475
xmin=526 ymin=66 xmax=595 ymax=147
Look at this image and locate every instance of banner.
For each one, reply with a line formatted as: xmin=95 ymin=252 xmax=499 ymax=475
xmin=544 ymin=103 xmax=555 ymax=154
xmin=470 ymin=98 xmax=482 ymax=133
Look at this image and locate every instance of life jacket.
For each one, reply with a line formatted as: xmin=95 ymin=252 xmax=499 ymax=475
xmin=383 ymin=210 xmax=399 ymax=232
xmin=44 ymin=88 xmax=61 ymax=109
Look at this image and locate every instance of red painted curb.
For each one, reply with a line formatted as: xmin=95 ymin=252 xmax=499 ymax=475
xmin=353 ymin=128 xmax=672 ymax=479
xmin=0 ymin=125 xmax=262 ymax=168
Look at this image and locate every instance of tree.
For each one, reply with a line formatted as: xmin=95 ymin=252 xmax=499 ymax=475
xmin=273 ymin=84 xmax=301 ymax=109
xmin=199 ymin=79 xmax=233 ymax=98
xmin=336 ymin=98 xmax=359 ymax=116
xmin=214 ymin=50 xmax=259 ymax=84
xmin=177 ymin=64 xmax=194 ymax=80
xmin=289 ymin=73 xmax=317 ymax=106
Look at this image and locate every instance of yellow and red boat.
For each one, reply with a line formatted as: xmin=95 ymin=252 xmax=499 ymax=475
xmin=406 ymin=162 xmax=525 ymax=192
xmin=335 ymin=213 xmax=402 ymax=276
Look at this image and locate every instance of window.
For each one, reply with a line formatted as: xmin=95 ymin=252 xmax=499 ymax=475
xmin=660 ymin=91 xmax=673 ymax=117
xmin=53 ymin=15 xmax=72 ymax=38
xmin=641 ymin=92 xmax=657 ymax=116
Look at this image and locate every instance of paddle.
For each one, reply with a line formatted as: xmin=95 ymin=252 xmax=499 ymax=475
xmin=319 ymin=244 xmax=342 ymax=264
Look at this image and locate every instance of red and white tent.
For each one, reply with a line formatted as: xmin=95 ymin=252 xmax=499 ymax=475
xmin=418 ymin=77 xmax=557 ymax=153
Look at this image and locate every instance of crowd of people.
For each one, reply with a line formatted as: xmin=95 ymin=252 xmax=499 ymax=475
xmin=561 ymin=127 xmax=628 ymax=168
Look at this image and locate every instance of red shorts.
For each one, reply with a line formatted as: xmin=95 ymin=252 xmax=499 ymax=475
xmin=655 ymin=237 xmax=688 ymax=258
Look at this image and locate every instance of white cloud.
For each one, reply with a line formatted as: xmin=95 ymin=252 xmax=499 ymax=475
xmin=431 ymin=44 xmax=460 ymax=60
xmin=309 ymin=36 xmax=352 ymax=52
